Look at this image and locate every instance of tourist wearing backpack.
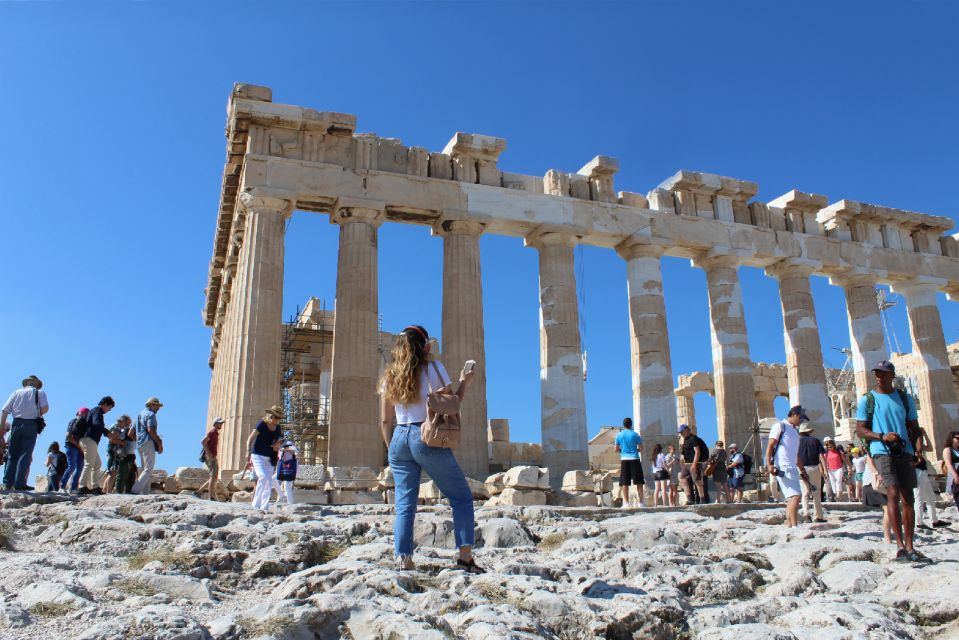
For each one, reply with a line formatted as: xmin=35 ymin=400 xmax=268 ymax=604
xmin=797 ymin=423 xmax=827 ymax=522
xmin=62 ymin=407 xmax=89 ymax=495
xmin=196 ymin=417 xmax=224 ymax=501
xmin=78 ymin=396 xmax=117 ymax=496
xmin=855 ymin=360 xmax=925 ymax=562
xmin=275 ymin=440 xmax=298 ymax=505
xmin=45 ymin=442 xmax=67 ymax=492
xmin=766 ymin=406 xmax=810 ymax=528
xmin=726 ymin=443 xmax=746 ymax=503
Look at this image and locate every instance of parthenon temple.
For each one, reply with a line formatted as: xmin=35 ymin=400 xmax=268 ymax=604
xmin=203 ymin=83 xmax=959 ymax=486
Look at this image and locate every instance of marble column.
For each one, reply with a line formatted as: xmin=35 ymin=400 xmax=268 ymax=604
xmin=831 ymin=273 xmax=887 ymax=397
xmin=327 ymin=199 xmax=384 ymax=469
xmin=891 ymin=278 xmax=959 ymax=456
xmin=219 ymin=194 xmax=292 ymax=473
xmin=618 ymin=242 xmax=676 ymax=457
xmin=693 ymin=251 xmax=757 ymax=450
xmin=527 ymin=231 xmax=588 ymax=486
xmin=675 ymin=390 xmax=697 ymax=432
xmin=439 ymin=219 xmax=489 ymax=480
xmin=766 ymin=259 xmax=833 ymax=435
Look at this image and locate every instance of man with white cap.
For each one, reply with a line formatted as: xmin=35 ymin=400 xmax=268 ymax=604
xmin=766 ymin=405 xmax=810 ymax=528
xmin=132 ymin=397 xmax=163 ymax=495
xmin=797 ymin=422 xmax=827 ymax=522
xmin=196 ymin=417 xmax=224 ymax=501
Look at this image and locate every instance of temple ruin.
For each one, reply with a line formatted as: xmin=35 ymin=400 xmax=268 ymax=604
xmin=203 ymin=83 xmax=959 ymax=486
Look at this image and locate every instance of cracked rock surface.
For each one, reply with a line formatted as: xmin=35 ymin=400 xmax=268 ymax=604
xmin=0 ymin=493 xmax=956 ymax=639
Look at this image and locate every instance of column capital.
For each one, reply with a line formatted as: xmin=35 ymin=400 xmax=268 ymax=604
xmin=828 ymin=268 xmax=884 ymax=289
xmin=331 ymin=197 xmax=386 ymax=226
xmin=524 ymin=229 xmax=578 ymax=250
xmin=237 ymin=191 xmax=294 ymax=219
xmin=890 ymin=276 xmax=947 ymax=298
xmin=765 ymin=258 xmax=821 ymax=280
xmin=616 ymin=240 xmax=667 ymax=261
xmin=690 ymin=246 xmax=748 ymax=271
xmin=433 ymin=218 xmax=485 ymax=237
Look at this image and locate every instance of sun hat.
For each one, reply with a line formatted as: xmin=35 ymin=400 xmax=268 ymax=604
xmin=851 ymin=447 xmax=860 ymax=454
xmin=213 ymin=416 xmax=224 ymax=425
xmin=823 ymin=436 xmax=834 ymax=443
xmin=728 ymin=443 xmax=738 ymax=449
xmin=799 ymin=424 xmax=814 ymax=434
xmin=145 ymin=397 xmax=163 ymax=407
xmin=22 ymin=375 xmax=42 ymax=389
xmin=266 ymin=405 xmax=284 ymax=419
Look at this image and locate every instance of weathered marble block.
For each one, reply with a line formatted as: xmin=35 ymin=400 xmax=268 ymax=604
xmin=503 ymin=466 xmax=549 ymax=490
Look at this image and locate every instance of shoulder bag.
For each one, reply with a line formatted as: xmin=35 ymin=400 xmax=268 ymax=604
xmin=34 ymin=388 xmax=46 ymax=434
xmin=420 ymin=361 xmax=462 ymax=449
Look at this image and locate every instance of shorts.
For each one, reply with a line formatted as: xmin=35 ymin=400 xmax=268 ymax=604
xmin=106 ymin=450 xmax=120 ymax=473
xmin=680 ymin=462 xmax=703 ymax=483
xmin=728 ymin=475 xmax=744 ymax=489
xmin=874 ymin=455 xmax=917 ymax=490
xmin=619 ymin=459 xmax=645 ymax=486
xmin=204 ymin=456 xmax=219 ymax=473
xmin=653 ymin=470 xmax=669 ymax=482
xmin=862 ymin=483 xmax=888 ymax=508
xmin=775 ymin=466 xmax=802 ymax=499
xmin=854 ymin=472 xmax=863 ymax=483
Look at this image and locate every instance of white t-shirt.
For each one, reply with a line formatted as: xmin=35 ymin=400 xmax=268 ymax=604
xmin=653 ymin=453 xmax=666 ymax=472
xmin=769 ymin=420 xmax=800 ymax=470
xmin=392 ymin=361 xmax=452 ymax=425
xmin=852 ymin=456 xmax=867 ymax=474
xmin=729 ymin=452 xmax=745 ymax=478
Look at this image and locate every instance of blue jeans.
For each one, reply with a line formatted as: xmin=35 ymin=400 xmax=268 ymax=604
xmin=388 ymin=423 xmax=474 ymax=558
xmin=3 ymin=419 xmax=38 ymax=488
xmin=62 ymin=445 xmax=85 ymax=492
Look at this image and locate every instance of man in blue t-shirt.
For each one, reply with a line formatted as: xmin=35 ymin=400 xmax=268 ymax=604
xmin=614 ymin=417 xmax=644 ymax=508
xmin=855 ymin=360 xmax=923 ymax=562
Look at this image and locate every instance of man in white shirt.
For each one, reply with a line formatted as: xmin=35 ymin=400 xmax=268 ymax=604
xmin=766 ymin=405 xmax=810 ymax=528
xmin=1 ymin=375 xmax=50 ymax=490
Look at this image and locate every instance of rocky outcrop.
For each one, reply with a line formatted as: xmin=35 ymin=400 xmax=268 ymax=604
xmin=0 ymin=492 xmax=956 ymax=639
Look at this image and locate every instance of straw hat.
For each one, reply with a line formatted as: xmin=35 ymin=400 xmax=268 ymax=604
xmin=145 ymin=396 xmax=163 ymax=407
xmin=266 ymin=405 xmax=284 ymax=419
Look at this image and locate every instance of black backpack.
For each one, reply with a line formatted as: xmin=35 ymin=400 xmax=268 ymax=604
xmin=741 ymin=452 xmax=753 ymax=475
xmin=696 ymin=437 xmax=710 ymax=461
xmin=67 ymin=414 xmax=90 ymax=440
xmin=55 ymin=452 xmax=67 ymax=476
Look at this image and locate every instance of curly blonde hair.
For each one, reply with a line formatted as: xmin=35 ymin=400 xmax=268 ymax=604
xmin=383 ymin=327 xmax=430 ymax=405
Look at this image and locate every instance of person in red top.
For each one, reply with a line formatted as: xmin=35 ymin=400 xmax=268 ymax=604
xmin=196 ymin=417 xmax=224 ymax=501
xmin=823 ymin=437 xmax=847 ymax=501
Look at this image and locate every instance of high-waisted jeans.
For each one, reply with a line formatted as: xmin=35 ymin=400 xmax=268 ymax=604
xmin=388 ymin=423 xmax=474 ymax=558
xmin=62 ymin=444 xmax=85 ymax=492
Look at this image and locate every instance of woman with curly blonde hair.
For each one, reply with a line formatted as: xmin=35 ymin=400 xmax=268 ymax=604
xmin=380 ymin=325 xmax=482 ymax=573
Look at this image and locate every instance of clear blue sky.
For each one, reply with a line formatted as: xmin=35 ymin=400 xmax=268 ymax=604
xmin=2 ymin=1 xmax=958 ymax=472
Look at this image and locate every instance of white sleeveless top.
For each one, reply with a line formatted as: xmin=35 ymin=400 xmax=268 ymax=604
xmin=393 ymin=360 xmax=451 ymax=425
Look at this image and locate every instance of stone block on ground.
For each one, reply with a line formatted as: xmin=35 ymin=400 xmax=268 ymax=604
xmin=488 ymin=418 xmax=510 ymax=442
xmin=294 ymin=489 xmax=329 ymax=505
xmin=230 ymin=472 xmax=255 ymax=491
xmin=34 ymin=475 xmax=49 ymax=492
xmin=377 ymin=466 xmax=394 ymax=490
xmin=486 ymin=487 xmax=547 ymax=506
xmin=489 ymin=441 xmax=513 ymax=466
xmin=327 ymin=466 xmax=378 ymax=490
xmin=562 ymin=470 xmax=593 ymax=492
xmin=503 ymin=466 xmax=549 ymax=490
xmin=329 ymin=489 xmax=381 ymax=505
xmin=466 ymin=477 xmax=490 ymax=500
xmin=420 ymin=481 xmax=442 ymax=502
xmin=162 ymin=477 xmax=180 ymax=494
xmin=293 ymin=464 xmax=326 ymax=489
xmin=485 ymin=472 xmax=505 ymax=495
xmin=150 ymin=469 xmax=168 ymax=490
xmin=548 ymin=489 xmax=597 ymax=507
xmin=173 ymin=466 xmax=210 ymax=491
xmin=231 ymin=490 xmax=253 ymax=503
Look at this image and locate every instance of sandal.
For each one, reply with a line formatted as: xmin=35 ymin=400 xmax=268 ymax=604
xmin=455 ymin=558 xmax=486 ymax=574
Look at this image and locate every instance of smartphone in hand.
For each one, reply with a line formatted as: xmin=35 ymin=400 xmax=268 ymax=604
xmin=465 ymin=360 xmax=476 ymax=373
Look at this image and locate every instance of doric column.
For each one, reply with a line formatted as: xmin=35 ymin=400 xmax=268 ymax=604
xmin=891 ymin=278 xmax=959 ymax=455
xmin=617 ymin=241 xmax=676 ymax=455
xmin=692 ymin=250 xmax=756 ymax=449
xmin=219 ymin=193 xmax=292 ymax=473
xmin=766 ymin=259 xmax=833 ymax=435
xmin=438 ymin=219 xmax=489 ymax=480
xmin=526 ymin=231 xmax=588 ymax=486
xmin=755 ymin=392 xmax=778 ymax=419
xmin=675 ymin=389 xmax=696 ymax=432
xmin=830 ymin=272 xmax=887 ymax=397
xmin=327 ymin=198 xmax=385 ymax=469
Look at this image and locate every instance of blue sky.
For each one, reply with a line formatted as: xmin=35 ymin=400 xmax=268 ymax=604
xmin=2 ymin=1 xmax=958 ymax=472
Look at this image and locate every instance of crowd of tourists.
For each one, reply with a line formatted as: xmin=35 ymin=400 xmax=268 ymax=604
xmin=0 ymin=375 xmax=164 ymax=496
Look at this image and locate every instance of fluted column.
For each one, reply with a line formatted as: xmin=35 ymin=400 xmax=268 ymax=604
xmin=327 ymin=198 xmax=384 ymax=469
xmin=693 ymin=251 xmax=756 ymax=449
xmin=439 ymin=219 xmax=489 ymax=479
xmin=831 ymin=273 xmax=887 ymax=396
xmin=219 ymin=193 xmax=292 ymax=472
xmin=527 ymin=231 xmax=588 ymax=486
xmin=675 ymin=389 xmax=697 ymax=431
xmin=618 ymin=242 xmax=676 ymax=457
xmin=891 ymin=278 xmax=958 ymax=455
xmin=766 ymin=259 xmax=833 ymax=435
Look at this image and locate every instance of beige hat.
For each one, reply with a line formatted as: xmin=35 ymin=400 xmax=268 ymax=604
xmin=799 ymin=424 xmax=814 ymax=434
xmin=266 ymin=405 xmax=284 ymax=419
xmin=145 ymin=396 xmax=163 ymax=407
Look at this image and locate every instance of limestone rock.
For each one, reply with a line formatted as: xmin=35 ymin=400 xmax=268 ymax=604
xmin=466 ymin=477 xmax=490 ymax=500
xmin=328 ymin=489 xmax=381 ymax=504
xmin=548 ymin=489 xmax=596 ymax=507
xmin=488 ymin=418 xmax=510 ymax=442
xmin=294 ymin=464 xmax=326 ymax=489
xmin=502 ymin=466 xmax=549 ymax=489
xmin=293 ymin=489 xmax=328 ymax=504
xmin=486 ymin=487 xmax=546 ymax=506
xmin=485 ymin=472 xmax=505 ymax=496
xmin=327 ymin=466 xmax=378 ymax=490
xmin=174 ymin=467 xmax=210 ymax=491
xmin=476 ymin=517 xmax=533 ymax=547
xmin=376 ymin=466 xmax=394 ymax=490
xmin=230 ymin=490 xmax=253 ymax=503
xmin=561 ymin=470 xmax=593 ymax=492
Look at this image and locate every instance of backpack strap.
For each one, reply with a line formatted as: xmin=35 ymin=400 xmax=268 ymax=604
xmin=864 ymin=391 xmax=875 ymax=424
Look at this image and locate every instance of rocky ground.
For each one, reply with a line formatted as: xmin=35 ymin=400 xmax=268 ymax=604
xmin=0 ymin=493 xmax=956 ymax=640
